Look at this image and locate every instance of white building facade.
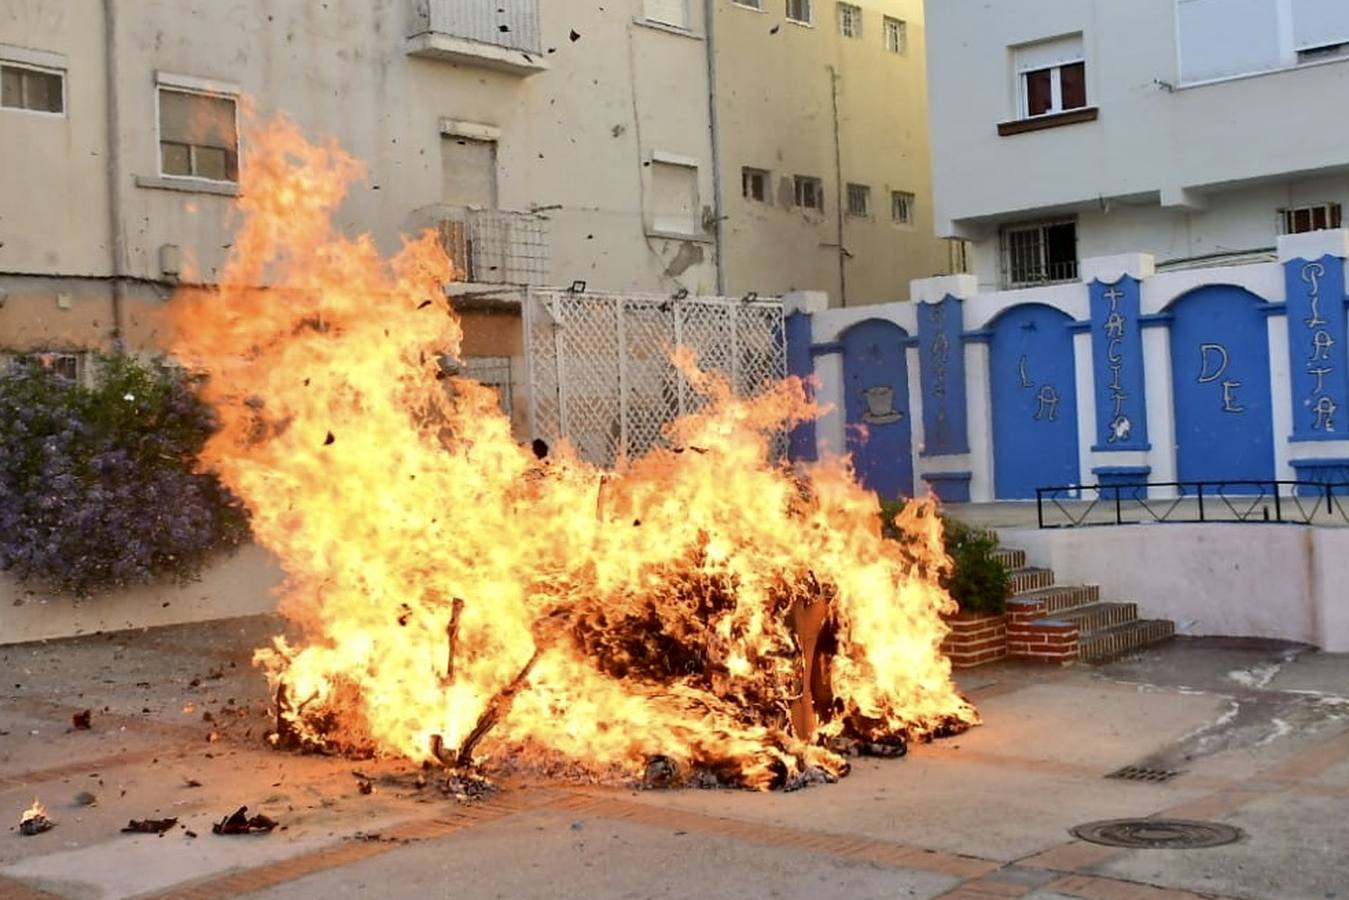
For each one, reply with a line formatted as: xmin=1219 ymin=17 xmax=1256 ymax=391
xmin=925 ymin=0 xmax=1349 ymax=291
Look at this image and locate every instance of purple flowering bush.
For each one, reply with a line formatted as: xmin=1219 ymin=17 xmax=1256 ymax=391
xmin=0 ymin=355 xmax=249 ymax=595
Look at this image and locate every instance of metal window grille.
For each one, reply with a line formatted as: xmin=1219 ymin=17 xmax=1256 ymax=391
xmin=742 ymin=167 xmax=768 ymax=202
xmin=891 ymin=190 xmax=914 ymax=224
xmin=460 ymin=356 xmax=514 ymax=416
xmin=1000 ymin=219 xmax=1079 ymax=288
xmin=525 ymin=290 xmax=787 ymax=467
xmin=412 ymin=0 xmax=541 ymax=54
xmin=1279 ymin=202 xmax=1342 ymax=235
xmin=437 ymin=209 xmax=549 ymax=285
xmin=846 ymin=183 xmax=870 ymax=217
xmin=4 ymin=351 xmax=84 ymax=384
xmin=884 ymin=17 xmax=907 ymax=53
xmin=786 ymin=0 xmax=812 ymax=24
xmin=838 ymin=3 xmax=862 ymax=38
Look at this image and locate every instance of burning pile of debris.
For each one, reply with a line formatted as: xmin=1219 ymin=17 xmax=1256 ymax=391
xmin=166 ymin=118 xmax=978 ymax=792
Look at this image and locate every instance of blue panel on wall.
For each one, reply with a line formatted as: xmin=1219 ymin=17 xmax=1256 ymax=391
xmin=784 ymin=312 xmax=818 ymax=461
xmin=1169 ymin=286 xmax=1275 ymax=488
xmin=841 ymin=319 xmax=914 ymax=499
xmin=989 ymin=304 xmax=1080 ymax=499
xmin=1284 ymin=255 xmax=1349 ymax=440
xmin=917 ymin=296 xmax=970 ymax=455
xmin=1089 ymin=277 xmax=1149 ymax=449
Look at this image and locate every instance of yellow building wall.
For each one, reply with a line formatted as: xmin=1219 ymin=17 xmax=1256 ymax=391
xmin=713 ymin=0 xmax=953 ymax=305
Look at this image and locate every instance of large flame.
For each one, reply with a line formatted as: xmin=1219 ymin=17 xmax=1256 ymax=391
xmin=166 ymin=118 xmax=976 ymax=790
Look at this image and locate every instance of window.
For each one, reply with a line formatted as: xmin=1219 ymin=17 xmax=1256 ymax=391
xmin=891 ymin=190 xmax=915 ymax=224
xmin=1000 ymin=219 xmax=1078 ymax=288
xmin=651 ymin=158 xmax=700 ymax=234
xmin=786 ymin=0 xmax=813 ymax=25
xmin=1179 ymin=0 xmax=1349 ymax=83
xmin=1280 ymin=202 xmax=1343 ymax=234
xmin=441 ymin=136 xmax=498 ymax=208
xmin=1014 ymin=35 xmax=1087 ymax=118
xmin=884 ymin=17 xmax=907 ymax=54
xmin=7 ymin=351 xmax=83 ymax=383
xmin=460 ymin=356 xmax=515 ymax=417
xmin=846 ymin=183 xmax=870 ymax=217
xmin=793 ymin=175 xmax=824 ymax=211
xmin=645 ymin=0 xmax=689 ymax=29
xmin=734 ymin=0 xmax=763 ymax=7
xmin=158 ymin=88 xmax=238 ymax=182
xmin=742 ymin=167 xmax=769 ymax=203
xmin=838 ymin=3 xmax=862 ymax=38
xmin=1 ymin=62 xmax=64 ymax=114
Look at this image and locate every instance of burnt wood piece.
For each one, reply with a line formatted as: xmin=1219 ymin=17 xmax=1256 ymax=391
xmin=443 ymin=597 xmax=466 ymax=684
xmin=455 ymin=646 xmax=543 ymax=768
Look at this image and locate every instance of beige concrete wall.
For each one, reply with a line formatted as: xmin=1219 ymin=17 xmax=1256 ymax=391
xmin=0 ymin=0 xmax=721 ymax=353
xmin=713 ymin=0 xmax=951 ymax=305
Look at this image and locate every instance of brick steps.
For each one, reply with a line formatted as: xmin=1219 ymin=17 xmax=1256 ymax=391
xmin=1011 ymin=584 xmax=1100 ymax=615
xmin=1008 ymin=566 xmax=1055 ymax=595
xmin=1079 ymin=619 xmax=1177 ymax=664
xmin=991 ymin=547 xmax=1025 ymax=569
xmin=1049 ymin=601 xmax=1139 ymax=634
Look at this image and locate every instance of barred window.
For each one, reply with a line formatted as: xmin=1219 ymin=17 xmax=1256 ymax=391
xmin=891 ymin=190 xmax=914 ymax=224
xmin=1279 ymin=202 xmax=1342 ymax=235
xmin=1000 ymin=219 xmax=1078 ymax=288
xmin=838 ymin=3 xmax=862 ymax=38
xmin=884 ymin=17 xmax=907 ymax=54
xmin=794 ymin=175 xmax=824 ymax=211
xmin=846 ymin=183 xmax=870 ymax=217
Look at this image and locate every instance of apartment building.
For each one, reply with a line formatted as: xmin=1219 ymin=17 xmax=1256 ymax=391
xmin=925 ymin=0 xmax=1349 ymax=291
xmin=712 ymin=0 xmax=956 ymax=305
xmin=0 ymin=0 xmax=720 ymax=418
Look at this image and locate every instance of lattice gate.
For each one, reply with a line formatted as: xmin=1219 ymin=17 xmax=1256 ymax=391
xmin=524 ymin=289 xmax=787 ymax=467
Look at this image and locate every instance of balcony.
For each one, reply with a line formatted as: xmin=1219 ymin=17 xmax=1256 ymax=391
xmin=407 ymin=0 xmax=549 ymax=76
xmin=436 ymin=208 xmax=550 ymax=286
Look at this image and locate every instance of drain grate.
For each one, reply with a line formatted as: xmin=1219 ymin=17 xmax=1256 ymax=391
xmin=1071 ymin=818 xmax=1244 ymax=849
xmin=1105 ymin=764 xmax=1182 ymax=783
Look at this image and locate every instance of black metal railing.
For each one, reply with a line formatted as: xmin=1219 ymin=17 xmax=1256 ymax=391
xmin=1035 ymin=480 xmax=1349 ymax=528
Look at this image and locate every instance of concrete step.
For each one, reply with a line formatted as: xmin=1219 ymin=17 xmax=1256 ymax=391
xmin=1079 ymin=619 xmax=1176 ymax=664
xmin=1009 ymin=566 xmax=1055 ymax=595
xmin=1050 ymin=601 xmax=1139 ymax=635
xmin=992 ymin=547 xmax=1026 ymax=569
xmin=1009 ymin=584 xmax=1100 ymax=616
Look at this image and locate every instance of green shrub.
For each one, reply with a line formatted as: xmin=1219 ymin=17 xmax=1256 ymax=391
xmin=880 ymin=501 xmax=1009 ymax=615
xmin=0 ymin=354 xmax=249 ymax=595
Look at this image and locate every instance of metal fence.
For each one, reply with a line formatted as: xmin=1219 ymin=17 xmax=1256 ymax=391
xmin=437 ymin=209 xmax=549 ymax=286
xmin=411 ymin=0 xmax=541 ymax=53
xmin=1035 ymin=480 xmax=1349 ymax=528
xmin=524 ymin=290 xmax=786 ymax=467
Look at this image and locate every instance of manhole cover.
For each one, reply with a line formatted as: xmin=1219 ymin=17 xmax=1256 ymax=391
xmin=1071 ymin=818 xmax=1244 ymax=849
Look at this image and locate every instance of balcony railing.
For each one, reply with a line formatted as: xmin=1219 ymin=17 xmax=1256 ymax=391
xmin=407 ymin=0 xmax=547 ymax=75
xmin=437 ymin=209 xmax=550 ymax=286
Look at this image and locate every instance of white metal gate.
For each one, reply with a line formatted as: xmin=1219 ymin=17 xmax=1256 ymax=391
xmin=524 ymin=289 xmax=787 ymax=467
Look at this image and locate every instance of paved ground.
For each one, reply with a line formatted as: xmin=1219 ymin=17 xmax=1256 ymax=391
xmin=2 ymin=618 xmax=1347 ymax=899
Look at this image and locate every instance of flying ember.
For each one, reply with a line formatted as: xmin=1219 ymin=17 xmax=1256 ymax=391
xmin=165 ymin=117 xmax=977 ymax=791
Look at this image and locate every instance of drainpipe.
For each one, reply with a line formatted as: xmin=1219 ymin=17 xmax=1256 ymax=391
xmin=703 ymin=0 xmax=727 ymax=295
xmin=828 ymin=64 xmax=846 ymax=307
xmin=103 ymin=0 xmax=126 ymax=352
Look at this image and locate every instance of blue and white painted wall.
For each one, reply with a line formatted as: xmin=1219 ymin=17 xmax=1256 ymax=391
xmin=787 ymin=230 xmax=1349 ymax=502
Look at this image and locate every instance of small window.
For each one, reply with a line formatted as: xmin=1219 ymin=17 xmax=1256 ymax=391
xmin=794 ymin=175 xmax=824 ymax=211
xmin=884 ymin=17 xmax=907 ymax=54
xmin=158 ymin=87 xmax=239 ymax=182
xmin=787 ymin=0 xmax=813 ymax=25
xmin=837 ymin=3 xmax=862 ymax=38
xmin=1280 ymin=203 xmax=1343 ymax=235
xmin=734 ymin=0 xmax=763 ymax=7
xmin=846 ymin=183 xmax=870 ymax=217
xmin=645 ymin=0 xmax=690 ymax=29
xmin=1298 ymin=41 xmax=1349 ymax=64
xmin=891 ymin=190 xmax=915 ymax=224
xmin=742 ymin=167 xmax=769 ymax=203
xmin=1015 ymin=35 xmax=1087 ymax=119
xmin=9 ymin=351 xmax=82 ymax=383
xmin=1000 ymin=219 xmax=1078 ymax=288
xmin=651 ymin=159 xmax=700 ymax=234
xmin=1 ymin=62 xmax=64 ymax=114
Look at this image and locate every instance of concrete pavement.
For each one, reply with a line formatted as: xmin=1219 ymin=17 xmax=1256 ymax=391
xmin=2 ymin=618 xmax=1347 ymax=899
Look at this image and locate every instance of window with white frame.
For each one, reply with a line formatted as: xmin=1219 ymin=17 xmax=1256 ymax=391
xmin=1014 ymin=34 xmax=1087 ymax=119
xmin=1 ymin=61 xmax=64 ymax=114
xmin=650 ymin=158 xmax=700 ymax=234
xmin=644 ymin=0 xmax=689 ymax=29
xmin=846 ymin=183 xmax=870 ymax=217
xmin=742 ymin=167 xmax=769 ymax=203
xmin=787 ymin=0 xmax=813 ymax=25
xmin=891 ymin=190 xmax=914 ymax=224
xmin=794 ymin=175 xmax=824 ymax=211
xmin=1279 ymin=202 xmax=1343 ymax=234
xmin=158 ymin=87 xmax=238 ymax=182
xmin=884 ymin=17 xmax=907 ymax=54
xmin=1000 ymin=218 xmax=1078 ymax=287
xmin=838 ymin=3 xmax=862 ymax=38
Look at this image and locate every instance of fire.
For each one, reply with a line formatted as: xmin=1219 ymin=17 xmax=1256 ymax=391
xmin=19 ymin=799 xmax=52 ymax=835
xmin=166 ymin=117 xmax=977 ymax=790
